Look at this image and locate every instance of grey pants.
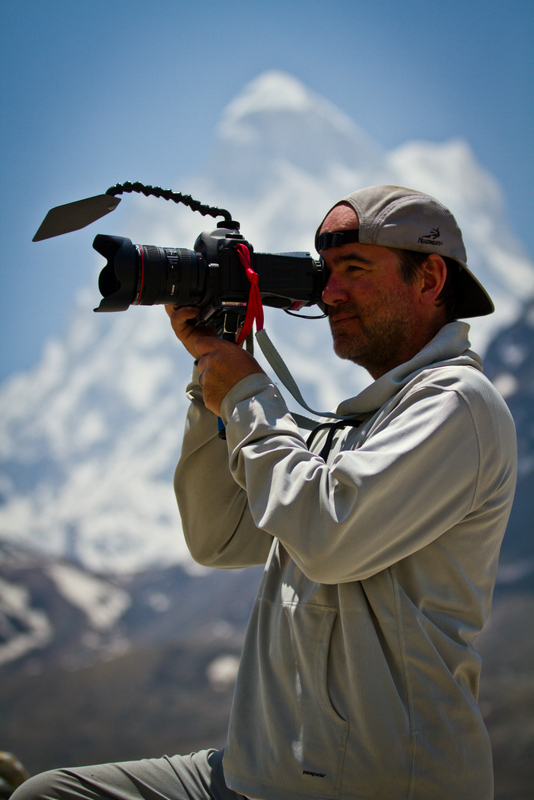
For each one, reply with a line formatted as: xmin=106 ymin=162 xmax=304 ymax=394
xmin=10 ymin=750 xmax=246 ymax=800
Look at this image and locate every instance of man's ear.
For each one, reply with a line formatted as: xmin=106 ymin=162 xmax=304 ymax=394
xmin=419 ymin=254 xmax=447 ymax=306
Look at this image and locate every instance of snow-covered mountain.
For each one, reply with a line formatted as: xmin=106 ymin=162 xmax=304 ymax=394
xmin=0 ymin=539 xmax=261 ymax=774
xmin=483 ymin=300 xmax=534 ymax=586
xmin=1 ymin=73 xmax=533 ymax=791
xmin=1 ymin=70 xmax=533 ymax=574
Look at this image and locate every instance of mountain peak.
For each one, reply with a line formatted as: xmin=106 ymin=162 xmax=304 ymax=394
xmin=217 ymin=69 xmax=374 ymax=145
xmin=222 ymin=71 xmax=316 ymax=119
xmin=211 ymin=71 xmax=383 ymax=202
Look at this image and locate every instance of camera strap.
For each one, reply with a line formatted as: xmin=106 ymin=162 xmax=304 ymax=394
xmin=255 ymin=328 xmax=362 ymax=428
xmin=236 ymin=244 xmax=264 ymax=345
xmin=234 ymin=243 xmax=361 ymax=430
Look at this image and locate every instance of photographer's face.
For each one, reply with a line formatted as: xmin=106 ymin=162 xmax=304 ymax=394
xmin=320 ymin=204 xmax=424 ymax=379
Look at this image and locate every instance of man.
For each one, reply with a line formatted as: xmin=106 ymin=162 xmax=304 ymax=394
xmin=13 ymin=186 xmax=517 ymax=800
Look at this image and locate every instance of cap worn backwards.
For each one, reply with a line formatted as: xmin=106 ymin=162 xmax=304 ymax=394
xmin=315 ymin=185 xmax=494 ymax=318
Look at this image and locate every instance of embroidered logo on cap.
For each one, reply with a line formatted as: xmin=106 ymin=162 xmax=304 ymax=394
xmin=418 ymin=227 xmax=443 ymax=246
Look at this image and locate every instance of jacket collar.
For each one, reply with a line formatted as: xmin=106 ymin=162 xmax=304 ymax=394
xmin=336 ymin=321 xmax=482 ymax=417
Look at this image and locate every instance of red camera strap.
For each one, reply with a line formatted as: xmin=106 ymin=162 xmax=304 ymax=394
xmin=236 ymin=244 xmax=264 ymax=345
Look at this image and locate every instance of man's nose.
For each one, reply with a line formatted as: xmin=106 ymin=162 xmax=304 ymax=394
xmin=322 ymin=272 xmax=350 ymax=306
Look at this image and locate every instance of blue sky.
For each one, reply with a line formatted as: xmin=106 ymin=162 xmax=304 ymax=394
xmin=1 ymin=0 xmax=533 ymax=381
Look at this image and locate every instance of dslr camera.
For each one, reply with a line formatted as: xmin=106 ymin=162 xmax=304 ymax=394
xmin=34 ymin=182 xmax=326 ymax=335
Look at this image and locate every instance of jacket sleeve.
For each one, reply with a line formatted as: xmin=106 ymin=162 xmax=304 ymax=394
xmin=174 ymin=366 xmax=274 ymax=568
xmin=218 ymin=371 xmax=513 ymax=584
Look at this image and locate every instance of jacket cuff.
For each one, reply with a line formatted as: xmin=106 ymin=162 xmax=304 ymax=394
xmin=219 ymin=373 xmax=277 ymax=425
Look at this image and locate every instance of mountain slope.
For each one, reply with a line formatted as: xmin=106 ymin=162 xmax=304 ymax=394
xmin=1 ymin=542 xmax=532 ymax=798
xmin=484 ymin=300 xmax=534 ymax=588
xmin=0 ymin=70 xmax=533 ymax=574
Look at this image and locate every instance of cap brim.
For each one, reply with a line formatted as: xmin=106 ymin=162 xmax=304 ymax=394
xmin=454 ymin=261 xmax=494 ymax=318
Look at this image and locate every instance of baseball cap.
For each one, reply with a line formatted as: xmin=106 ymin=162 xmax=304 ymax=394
xmin=315 ymin=185 xmax=494 ymax=318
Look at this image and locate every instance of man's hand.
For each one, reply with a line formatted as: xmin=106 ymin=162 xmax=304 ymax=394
xmin=165 ymin=305 xmax=215 ymax=360
xmin=165 ymin=305 xmax=265 ymax=415
xmin=195 ymin=335 xmax=265 ymax=416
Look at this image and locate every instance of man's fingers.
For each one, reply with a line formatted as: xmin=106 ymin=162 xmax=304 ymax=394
xmin=196 ymin=345 xmax=264 ymax=416
xmin=165 ymin=306 xmax=219 ymax=360
xmin=195 ymin=335 xmax=231 ymax=357
xmin=165 ymin=305 xmax=199 ymax=325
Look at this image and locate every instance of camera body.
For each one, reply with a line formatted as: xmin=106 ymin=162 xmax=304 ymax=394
xmin=93 ymin=224 xmax=326 ymax=331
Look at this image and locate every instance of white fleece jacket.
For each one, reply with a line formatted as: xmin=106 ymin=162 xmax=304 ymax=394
xmin=174 ymin=321 xmax=517 ymax=800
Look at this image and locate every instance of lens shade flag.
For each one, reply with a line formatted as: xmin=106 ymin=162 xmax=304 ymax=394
xmin=32 ymin=194 xmax=121 ymax=241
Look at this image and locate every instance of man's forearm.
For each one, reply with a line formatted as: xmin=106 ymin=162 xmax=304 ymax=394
xmin=175 ymin=367 xmax=273 ymax=569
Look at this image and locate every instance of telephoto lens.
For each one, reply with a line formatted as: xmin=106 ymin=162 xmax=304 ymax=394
xmin=93 ymin=235 xmax=208 ymax=312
